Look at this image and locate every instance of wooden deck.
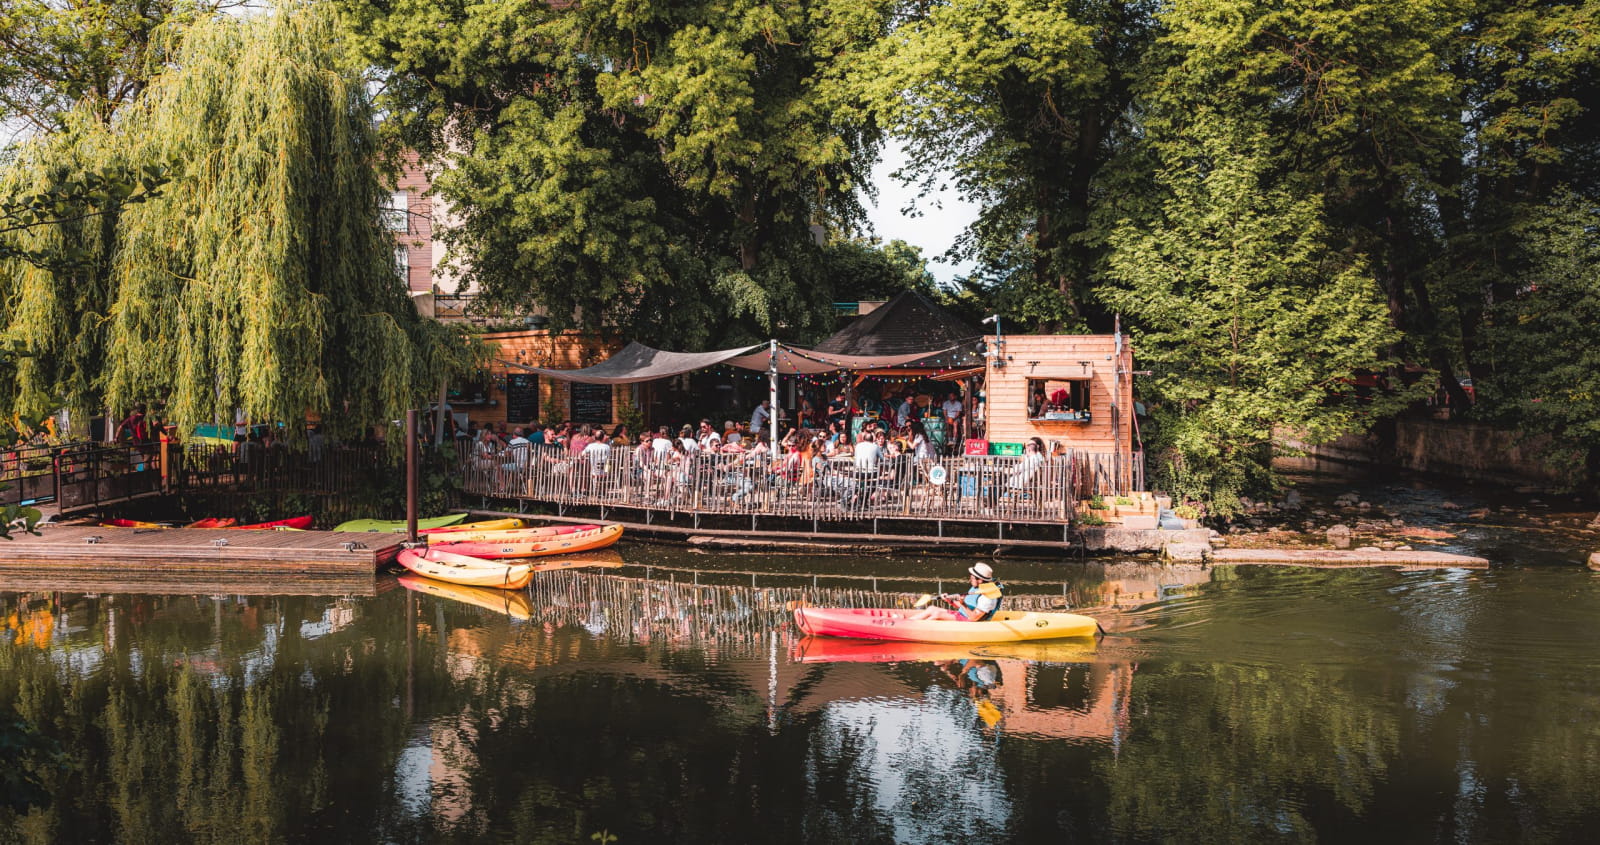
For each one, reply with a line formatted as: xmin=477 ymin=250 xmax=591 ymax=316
xmin=0 ymin=526 xmax=407 ymax=582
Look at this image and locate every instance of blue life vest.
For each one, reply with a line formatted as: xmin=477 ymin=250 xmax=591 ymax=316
xmin=961 ymin=581 xmax=1004 ymax=621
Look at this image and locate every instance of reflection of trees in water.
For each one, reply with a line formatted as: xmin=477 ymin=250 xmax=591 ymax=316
xmin=0 ymin=593 xmax=425 ymax=844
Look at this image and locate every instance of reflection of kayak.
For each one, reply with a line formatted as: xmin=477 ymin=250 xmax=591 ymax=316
xmin=792 ymin=636 xmax=1098 ymax=664
xmin=424 ymin=524 xmax=600 ymax=544
xmin=431 ymin=524 xmax=623 ymax=559
xmin=102 ymin=518 xmax=169 ymax=528
xmin=228 ymin=515 xmax=314 ymax=530
xmin=396 ymin=548 xmax=532 ymax=589
xmin=792 ymin=607 xmax=1101 ymax=643
xmin=419 ymin=517 xmax=527 ymax=535
xmin=334 ymin=514 xmax=469 ymax=532
xmin=186 ymin=518 xmax=237 ymax=528
xmin=397 ymin=574 xmax=534 ymax=620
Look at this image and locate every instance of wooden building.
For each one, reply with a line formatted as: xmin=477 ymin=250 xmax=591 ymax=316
xmin=456 ymin=330 xmax=631 ymax=430
xmin=980 ymin=333 xmax=1137 ymax=468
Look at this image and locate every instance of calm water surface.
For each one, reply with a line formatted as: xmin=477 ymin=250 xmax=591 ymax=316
xmin=3 ymin=521 xmax=1600 ymax=842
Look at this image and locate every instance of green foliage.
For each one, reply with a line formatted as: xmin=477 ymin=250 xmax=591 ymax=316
xmin=1480 ymin=192 xmax=1600 ymax=475
xmin=1076 ymin=511 xmax=1105 ymax=526
xmin=1088 ymin=494 xmax=1105 ymax=510
xmin=336 ymin=0 xmax=882 ymax=348
xmin=0 ymin=4 xmax=477 ymax=446
xmin=1100 ymin=115 xmax=1403 ymax=515
xmin=0 ymin=705 xmax=66 ymax=811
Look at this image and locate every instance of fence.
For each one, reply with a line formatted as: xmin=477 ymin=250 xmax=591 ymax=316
xmin=0 ymin=441 xmax=167 ymax=511
xmin=460 ymin=443 xmax=1143 ymax=527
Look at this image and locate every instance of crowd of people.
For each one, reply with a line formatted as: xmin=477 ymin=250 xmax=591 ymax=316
xmin=462 ymin=386 xmax=1055 ymax=514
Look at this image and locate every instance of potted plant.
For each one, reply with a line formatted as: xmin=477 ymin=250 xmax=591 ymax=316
xmin=1088 ymin=494 xmax=1110 ymax=521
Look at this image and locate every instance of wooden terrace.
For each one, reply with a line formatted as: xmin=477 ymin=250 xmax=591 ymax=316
xmin=0 ymin=526 xmax=405 ymax=594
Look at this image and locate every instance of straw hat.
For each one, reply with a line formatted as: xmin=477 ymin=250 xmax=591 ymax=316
xmin=968 ymin=562 xmax=995 ymax=582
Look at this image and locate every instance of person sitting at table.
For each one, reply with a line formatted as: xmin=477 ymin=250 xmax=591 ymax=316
xmin=942 ymin=391 xmax=963 ymax=424
xmin=697 ymin=419 xmax=722 ymax=452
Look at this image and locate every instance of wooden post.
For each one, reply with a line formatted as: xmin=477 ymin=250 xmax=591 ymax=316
xmin=433 ymin=381 xmax=448 ymax=446
xmin=406 ymin=409 xmax=419 ymax=541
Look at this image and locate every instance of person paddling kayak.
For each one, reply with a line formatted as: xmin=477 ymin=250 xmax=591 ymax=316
xmin=912 ymin=562 xmax=1004 ymax=621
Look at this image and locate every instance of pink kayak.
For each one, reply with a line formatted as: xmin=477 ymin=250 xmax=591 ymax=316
xmin=791 ymin=607 xmax=1100 ymax=643
xmin=228 ymin=515 xmax=314 ymax=530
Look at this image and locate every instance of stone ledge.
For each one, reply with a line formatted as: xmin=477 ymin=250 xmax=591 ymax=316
xmin=1213 ymin=548 xmax=1489 ymax=569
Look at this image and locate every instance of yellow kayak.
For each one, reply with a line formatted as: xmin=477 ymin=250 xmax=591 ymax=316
xmin=396 ymin=548 xmax=533 ymax=589
xmin=419 ymin=517 xmax=528 ymax=535
xmin=424 ymin=523 xmax=600 ymax=545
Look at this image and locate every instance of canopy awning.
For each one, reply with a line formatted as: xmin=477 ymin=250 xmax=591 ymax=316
xmin=501 ymin=341 xmax=965 ymax=384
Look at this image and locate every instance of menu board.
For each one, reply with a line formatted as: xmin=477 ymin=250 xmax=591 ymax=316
xmin=571 ymin=382 xmax=613 ymax=424
xmin=505 ymin=373 xmax=540 ymax=424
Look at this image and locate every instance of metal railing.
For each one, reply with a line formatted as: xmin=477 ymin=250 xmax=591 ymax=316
xmin=461 ymin=444 xmax=1143 ymax=525
xmin=0 ymin=440 xmax=168 ymax=511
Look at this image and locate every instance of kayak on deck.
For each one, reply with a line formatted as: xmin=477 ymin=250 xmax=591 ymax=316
xmin=418 ymin=518 xmax=527 ymax=535
xmin=101 ymin=518 xmax=170 ymax=529
xmin=427 ymin=524 xmax=623 ymax=559
xmin=792 ymin=607 xmax=1102 ymax=644
xmin=334 ymin=514 xmax=469 ymax=533
xmin=228 ymin=515 xmax=314 ymax=530
xmin=396 ymin=548 xmax=533 ymax=589
xmin=791 ymin=636 xmax=1099 ymax=664
xmin=397 ymin=574 xmax=534 ymax=620
xmin=186 ymin=518 xmax=237 ymax=529
xmin=424 ymin=524 xmax=601 ymax=545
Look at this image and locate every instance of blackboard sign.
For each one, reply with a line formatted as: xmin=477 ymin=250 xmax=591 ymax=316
xmin=505 ymin=373 xmax=539 ymax=423
xmin=570 ymin=382 xmax=613 ymax=424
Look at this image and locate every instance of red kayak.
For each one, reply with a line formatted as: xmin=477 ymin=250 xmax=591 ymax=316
xmin=186 ymin=518 xmax=238 ymax=528
xmin=228 ymin=515 xmax=314 ymax=530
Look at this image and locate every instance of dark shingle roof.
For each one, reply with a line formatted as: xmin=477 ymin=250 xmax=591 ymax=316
xmin=812 ymin=291 xmax=982 ymax=366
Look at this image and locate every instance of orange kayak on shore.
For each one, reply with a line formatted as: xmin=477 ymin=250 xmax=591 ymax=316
xmin=792 ymin=607 xmax=1101 ymax=643
xmin=427 ymin=524 xmax=623 ymax=559
xmin=186 ymin=518 xmax=237 ymax=529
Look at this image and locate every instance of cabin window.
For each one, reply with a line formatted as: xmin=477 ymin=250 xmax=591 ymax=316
xmin=1027 ymin=378 xmax=1090 ymax=421
xmin=385 ymin=191 xmax=410 ymax=231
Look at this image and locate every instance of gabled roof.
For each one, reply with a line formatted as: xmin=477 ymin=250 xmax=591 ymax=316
xmin=813 ymin=290 xmax=982 ymax=366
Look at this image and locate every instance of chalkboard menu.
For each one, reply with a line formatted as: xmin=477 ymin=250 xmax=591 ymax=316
xmin=570 ymin=382 xmax=613 ymax=424
xmin=505 ymin=373 xmax=540 ymax=424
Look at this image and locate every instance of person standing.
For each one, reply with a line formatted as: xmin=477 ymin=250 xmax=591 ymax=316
xmin=751 ymin=399 xmax=772 ymax=435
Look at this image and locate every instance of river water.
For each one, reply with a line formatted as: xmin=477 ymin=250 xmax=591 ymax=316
xmin=3 ymin=492 xmax=1599 ymax=842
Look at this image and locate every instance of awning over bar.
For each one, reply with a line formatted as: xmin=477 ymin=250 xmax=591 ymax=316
xmin=501 ymin=340 xmax=965 ymax=384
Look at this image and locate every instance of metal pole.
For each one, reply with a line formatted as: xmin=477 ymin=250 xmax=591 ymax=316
xmin=1112 ymin=314 xmax=1123 ymax=494
xmin=768 ymin=339 xmax=780 ymax=449
xmin=406 ymin=409 xmax=419 ymax=541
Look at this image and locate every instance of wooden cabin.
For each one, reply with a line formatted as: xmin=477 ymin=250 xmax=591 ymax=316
xmin=980 ymin=333 xmax=1136 ymax=464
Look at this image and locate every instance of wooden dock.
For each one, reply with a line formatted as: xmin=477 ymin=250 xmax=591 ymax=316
xmin=0 ymin=526 xmax=407 ymax=589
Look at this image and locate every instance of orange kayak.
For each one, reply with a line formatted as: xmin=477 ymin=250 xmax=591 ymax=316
xmin=186 ymin=518 xmax=238 ymax=529
xmin=429 ymin=524 xmax=623 ymax=559
xmin=101 ymin=518 xmax=170 ymax=529
xmin=792 ymin=607 xmax=1101 ymax=643
xmin=228 ymin=515 xmax=314 ymax=530
xmin=424 ymin=524 xmax=600 ymax=545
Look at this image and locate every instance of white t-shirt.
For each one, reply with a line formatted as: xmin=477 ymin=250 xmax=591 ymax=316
xmin=652 ymin=436 xmax=673 ymax=458
xmin=853 ymin=440 xmax=883 ymax=472
xmin=680 ymin=437 xmax=700 ymax=453
xmin=751 ymin=404 xmax=770 ymax=431
xmin=581 ymin=439 xmax=611 ymax=470
xmin=942 ymin=399 xmax=962 ymax=419
xmin=698 ymin=431 xmax=721 ymax=451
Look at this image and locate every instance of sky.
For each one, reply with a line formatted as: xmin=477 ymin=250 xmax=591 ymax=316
xmin=863 ymin=139 xmax=980 ymax=286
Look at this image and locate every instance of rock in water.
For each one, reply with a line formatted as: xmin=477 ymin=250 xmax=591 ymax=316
xmin=1589 ymin=552 xmax=1600 ymax=571
xmin=1326 ymin=524 xmax=1353 ymax=550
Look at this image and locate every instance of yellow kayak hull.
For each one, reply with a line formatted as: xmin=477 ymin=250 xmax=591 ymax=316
xmin=397 ymin=549 xmax=532 ymax=589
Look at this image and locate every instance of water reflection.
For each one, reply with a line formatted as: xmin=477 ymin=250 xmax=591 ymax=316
xmin=1 ymin=559 xmax=1599 ymax=842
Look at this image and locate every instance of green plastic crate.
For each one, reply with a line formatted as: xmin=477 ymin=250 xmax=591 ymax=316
xmin=989 ymin=442 xmax=1024 ymax=456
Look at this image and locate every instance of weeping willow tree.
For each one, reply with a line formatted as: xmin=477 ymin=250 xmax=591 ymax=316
xmin=83 ymin=2 xmax=474 ymax=441
xmin=0 ymin=114 xmax=130 ymax=432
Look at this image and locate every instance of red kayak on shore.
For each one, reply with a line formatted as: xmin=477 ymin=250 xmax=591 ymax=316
xmin=186 ymin=518 xmax=237 ymax=528
xmin=228 ymin=515 xmax=314 ymax=530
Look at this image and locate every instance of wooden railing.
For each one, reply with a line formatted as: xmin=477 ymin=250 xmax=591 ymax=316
xmin=460 ymin=444 xmax=1143 ymax=526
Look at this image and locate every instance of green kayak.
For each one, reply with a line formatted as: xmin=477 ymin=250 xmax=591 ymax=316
xmin=333 ymin=514 xmax=469 ymax=533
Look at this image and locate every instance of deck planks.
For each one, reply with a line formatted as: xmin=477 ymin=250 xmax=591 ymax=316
xmin=0 ymin=525 xmax=408 ymax=578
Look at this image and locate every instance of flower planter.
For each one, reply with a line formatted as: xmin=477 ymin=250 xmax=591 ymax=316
xmin=1120 ymin=514 xmax=1159 ymax=530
